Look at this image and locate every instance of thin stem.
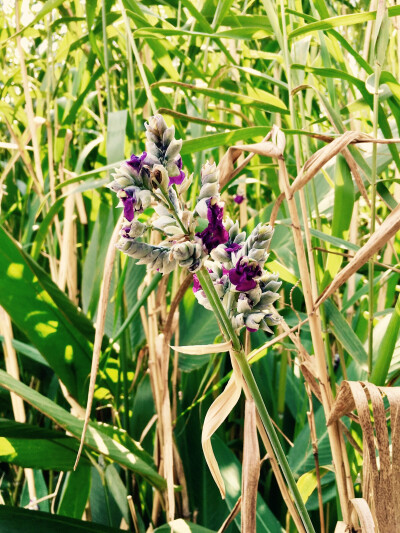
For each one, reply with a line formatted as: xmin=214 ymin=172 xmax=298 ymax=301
xmin=158 ymin=188 xmax=188 ymax=235
xmin=101 ymin=0 xmax=112 ymax=112
xmin=196 ymin=267 xmax=316 ymax=533
xmin=368 ymin=63 xmax=382 ymax=376
xmin=118 ymin=0 xmax=157 ymax=115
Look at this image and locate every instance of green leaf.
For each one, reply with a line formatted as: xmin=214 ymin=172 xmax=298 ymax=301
xmin=371 ymin=294 xmax=400 ymax=385
xmin=321 ymin=155 xmax=354 ymax=289
xmin=179 ymin=290 xmax=220 ymax=371
xmin=134 ymin=26 xmax=270 ymax=40
xmin=289 ymin=5 xmax=400 ymax=39
xmin=58 ymin=465 xmax=92 ymax=519
xmin=0 ymin=370 xmax=166 ymax=490
xmin=0 ymin=227 xmax=92 ymax=401
xmin=297 ymin=468 xmax=331 ymax=504
xmin=213 ymin=436 xmax=284 ymax=532
xmin=324 ymin=299 xmax=368 ymax=371
xmin=107 ymin=110 xmax=128 ymax=164
xmin=181 ymin=126 xmax=269 ymax=155
xmin=0 ymin=419 xmax=89 ymax=471
xmin=288 ymin=407 xmax=332 ymax=476
xmin=0 ymin=506 xmax=125 ymax=533
xmin=151 ymin=81 xmax=288 ymax=114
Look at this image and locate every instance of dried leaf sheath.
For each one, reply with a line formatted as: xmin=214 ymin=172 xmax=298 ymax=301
xmin=328 ymin=381 xmax=400 ymax=532
xmin=241 ymin=400 xmax=260 ymax=533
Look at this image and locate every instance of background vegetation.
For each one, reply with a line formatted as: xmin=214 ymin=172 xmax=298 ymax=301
xmin=1 ymin=0 xmax=400 ymax=531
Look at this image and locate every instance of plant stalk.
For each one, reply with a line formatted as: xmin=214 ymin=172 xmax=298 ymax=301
xmin=196 ymin=267 xmax=316 ymax=533
xmin=368 ymin=62 xmax=382 ymax=376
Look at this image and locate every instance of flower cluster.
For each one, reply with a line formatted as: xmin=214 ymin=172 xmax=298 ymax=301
xmin=194 ymin=221 xmax=281 ymax=333
xmin=107 ymin=114 xmax=281 ymax=333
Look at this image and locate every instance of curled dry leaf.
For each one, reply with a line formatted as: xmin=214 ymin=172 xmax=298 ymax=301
xmin=169 ymin=341 xmax=232 ymax=355
xmin=350 ymin=498 xmax=376 ymax=533
xmin=218 ymin=131 xmax=274 ymax=189
xmin=291 ymin=131 xmax=400 ymax=196
xmin=328 ymin=381 xmax=400 ymax=533
xmin=201 ymin=361 xmax=242 ymax=498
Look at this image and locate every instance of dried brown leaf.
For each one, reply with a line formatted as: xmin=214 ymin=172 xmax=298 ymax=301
xmin=201 ymin=370 xmax=242 ymax=498
xmin=317 ymin=203 xmax=400 ymax=308
xmin=350 ymin=498 xmax=376 ymax=532
xmin=170 ymin=341 xmax=232 ymax=355
xmin=328 ymin=381 xmax=400 ymax=533
xmin=241 ymin=400 xmax=260 ymax=533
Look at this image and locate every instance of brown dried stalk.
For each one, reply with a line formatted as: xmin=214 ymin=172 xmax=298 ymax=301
xmin=241 ymin=400 xmax=260 ymax=533
xmin=328 ymin=381 xmax=400 ymax=533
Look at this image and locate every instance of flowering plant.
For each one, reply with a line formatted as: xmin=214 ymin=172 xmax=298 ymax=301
xmin=107 ymin=114 xmax=281 ymax=335
xmin=107 ymin=115 xmax=314 ymax=532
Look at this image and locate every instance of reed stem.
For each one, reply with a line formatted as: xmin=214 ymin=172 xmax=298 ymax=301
xmin=368 ymin=63 xmax=382 ymax=376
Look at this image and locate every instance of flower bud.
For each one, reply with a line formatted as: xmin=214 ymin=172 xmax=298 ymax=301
xmin=165 ymin=139 xmax=182 ymax=161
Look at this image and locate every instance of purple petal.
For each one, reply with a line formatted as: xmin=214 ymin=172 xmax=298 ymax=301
xmin=196 ymin=201 xmax=229 ymax=253
xmin=228 ymin=258 xmax=262 ymax=292
xmin=234 ymin=194 xmax=245 ymax=204
xmin=126 ymin=152 xmax=147 ymax=173
xmin=169 ymin=170 xmax=186 ymax=186
xmin=225 ymin=242 xmax=242 ymax=253
xmin=193 ymin=274 xmax=201 ymax=293
xmin=121 ymin=196 xmax=135 ymax=221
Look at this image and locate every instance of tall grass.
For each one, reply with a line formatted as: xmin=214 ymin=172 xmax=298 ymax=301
xmin=1 ymin=0 xmax=400 ymax=532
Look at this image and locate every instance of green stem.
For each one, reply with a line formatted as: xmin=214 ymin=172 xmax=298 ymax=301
xmin=158 ymin=188 xmax=188 ymax=235
xmin=101 ymin=0 xmax=112 ymax=113
xmin=368 ymin=63 xmax=382 ymax=376
xmin=196 ymin=267 xmax=316 ymax=533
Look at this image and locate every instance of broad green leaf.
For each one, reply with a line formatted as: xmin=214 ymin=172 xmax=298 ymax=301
xmin=0 ymin=419 xmax=89 ymax=470
xmin=0 ymin=336 xmax=48 ymax=366
xmin=179 ymin=290 xmax=220 ymax=371
xmin=58 ymin=465 xmax=92 ymax=519
xmin=321 ymin=155 xmax=354 ymax=289
xmin=213 ymin=436 xmax=284 ymax=533
xmin=0 ymin=370 xmax=165 ymax=489
xmin=0 ymin=506 xmax=125 ymax=533
xmin=0 ymin=227 xmax=92 ymax=401
xmin=288 ymin=407 xmax=332 ymax=476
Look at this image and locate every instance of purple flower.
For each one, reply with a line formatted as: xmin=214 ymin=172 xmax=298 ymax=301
xmin=225 ymin=242 xmax=242 ymax=254
xmin=121 ymin=225 xmax=131 ymax=238
xmin=196 ymin=200 xmax=229 ymax=253
xmin=193 ymin=274 xmax=201 ymax=293
xmin=168 ymin=156 xmax=185 ymax=186
xmin=169 ymin=170 xmax=185 ymax=187
xmin=121 ymin=189 xmax=137 ymax=221
xmin=127 ymin=152 xmax=147 ymax=174
xmin=228 ymin=258 xmax=262 ymax=292
xmin=234 ymin=194 xmax=245 ymax=204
